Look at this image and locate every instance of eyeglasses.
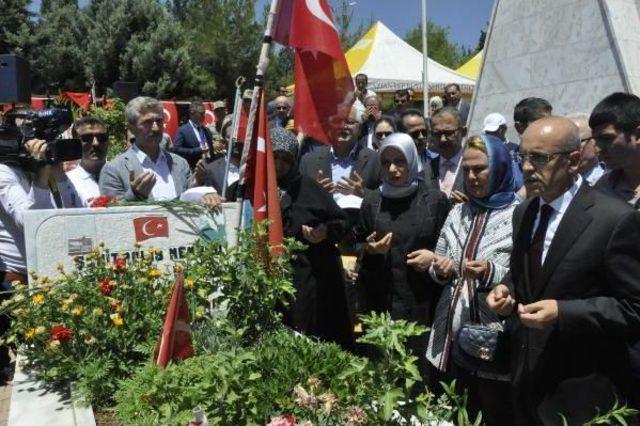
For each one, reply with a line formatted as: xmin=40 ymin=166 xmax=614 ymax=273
xmin=445 ymin=91 xmax=458 ymax=96
xmin=430 ymin=129 xmax=459 ymax=140
xmin=375 ymin=131 xmax=392 ymax=139
xmin=394 ymin=98 xmax=407 ymax=105
xmin=275 ymin=106 xmax=289 ymax=111
xmin=409 ymin=128 xmax=428 ymax=139
xmin=517 ymin=150 xmax=575 ymax=167
xmin=79 ymin=133 xmax=108 ymax=144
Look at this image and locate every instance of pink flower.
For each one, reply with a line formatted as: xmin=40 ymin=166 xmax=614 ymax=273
xmin=267 ymin=415 xmax=296 ymax=426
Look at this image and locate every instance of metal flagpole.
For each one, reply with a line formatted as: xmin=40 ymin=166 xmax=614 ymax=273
xmin=221 ymin=76 xmax=246 ymax=196
xmin=421 ymin=0 xmax=429 ymax=119
xmin=236 ymin=0 xmax=281 ymax=227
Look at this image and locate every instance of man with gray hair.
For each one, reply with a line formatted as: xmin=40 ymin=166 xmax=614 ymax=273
xmin=567 ymin=113 xmax=605 ymax=186
xmin=361 ymin=94 xmax=382 ymax=149
xmin=99 ymin=96 xmax=192 ymax=201
xmin=487 ymin=116 xmax=640 ymax=424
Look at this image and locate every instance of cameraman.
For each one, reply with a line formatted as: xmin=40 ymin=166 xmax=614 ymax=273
xmin=0 ymin=138 xmax=54 ymax=381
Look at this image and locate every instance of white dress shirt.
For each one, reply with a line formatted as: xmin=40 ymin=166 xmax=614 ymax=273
xmin=438 ymin=148 xmax=463 ymax=196
xmin=227 ymin=162 xmax=240 ymax=187
xmin=532 ymin=175 xmax=583 ymax=264
xmin=132 ymin=145 xmax=177 ymax=201
xmin=582 ymin=162 xmax=605 ymax=186
xmin=67 ymin=165 xmax=101 ymax=207
xmin=0 ymin=165 xmax=54 ymax=273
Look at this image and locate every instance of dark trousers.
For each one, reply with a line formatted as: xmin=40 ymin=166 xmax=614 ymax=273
xmin=430 ymin=362 xmax=515 ymax=426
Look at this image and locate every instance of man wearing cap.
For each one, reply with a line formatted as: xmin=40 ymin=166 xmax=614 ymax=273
xmin=483 ymin=112 xmax=524 ymax=189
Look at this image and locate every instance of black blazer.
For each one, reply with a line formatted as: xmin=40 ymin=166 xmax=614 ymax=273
xmin=298 ymin=144 xmax=381 ymax=192
xmin=203 ymin=157 xmax=227 ymax=194
xmin=507 ymin=184 xmax=640 ymax=425
xmin=172 ymin=122 xmax=213 ymax=169
xmin=428 ymin=155 xmax=464 ymax=193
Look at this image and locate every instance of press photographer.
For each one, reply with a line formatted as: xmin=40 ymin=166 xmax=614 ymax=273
xmin=0 ymin=106 xmax=81 ymax=381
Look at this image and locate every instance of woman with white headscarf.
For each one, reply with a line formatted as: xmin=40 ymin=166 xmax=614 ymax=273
xmin=356 ymin=133 xmax=451 ymax=370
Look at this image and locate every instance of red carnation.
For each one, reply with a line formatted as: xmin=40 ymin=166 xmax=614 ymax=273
xmin=91 ymin=195 xmax=116 ymax=208
xmin=113 ymin=258 xmax=127 ymax=273
xmin=99 ymin=278 xmax=113 ymax=296
xmin=50 ymin=324 xmax=74 ymax=342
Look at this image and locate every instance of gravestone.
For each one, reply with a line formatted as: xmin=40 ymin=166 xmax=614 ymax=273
xmin=468 ymin=0 xmax=640 ymax=141
xmin=24 ymin=203 xmax=241 ymax=280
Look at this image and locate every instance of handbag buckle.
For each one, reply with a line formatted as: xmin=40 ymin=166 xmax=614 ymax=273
xmin=479 ymin=347 xmax=491 ymax=360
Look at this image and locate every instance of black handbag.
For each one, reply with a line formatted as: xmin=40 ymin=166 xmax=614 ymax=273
xmin=451 ymin=282 xmax=510 ymax=375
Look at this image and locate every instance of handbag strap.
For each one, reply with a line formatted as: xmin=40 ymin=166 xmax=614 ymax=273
xmin=459 ymin=209 xmax=490 ymax=323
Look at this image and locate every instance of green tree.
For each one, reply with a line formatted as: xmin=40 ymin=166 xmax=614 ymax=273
xmin=332 ymin=0 xmax=367 ymax=50
xmin=405 ymin=21 xmax=467 ymax=69
xmin=30 ymin=2 xmax=87 ymax=92
xmin=183 ymin=0 xmax=261 ymax=101
xmin=0 ymin=0 xmax=34 ymax=56
xmin=39 ymin=0 xmax=77 ymax=15
xmin=83 ymin=0 xmax=203 ymax=98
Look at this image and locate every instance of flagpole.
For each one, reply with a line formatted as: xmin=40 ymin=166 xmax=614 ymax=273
xmin=421 ymin=0 xmax=429 ymax=119
xmin=221 ymin=76 xmax=246 ymax=196
xmin=236 ymin=0 xmax=281 ymax=225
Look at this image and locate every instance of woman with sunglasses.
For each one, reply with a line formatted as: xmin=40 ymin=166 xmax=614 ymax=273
xmin=372 ymin=116 xmax=396 ymax=150
xmin=356 ymin=133 xmax=450 ymax=372
xmin=426 ymin=134 xmax=520 ymax=425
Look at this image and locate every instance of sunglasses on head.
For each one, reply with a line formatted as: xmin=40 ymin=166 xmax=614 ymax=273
xmin=79 ymin=133 xmax=108 ymax=144
xmin=375 ymin=131 xmax=392 ymax=139
xmin=409 ymin=128 xmax=428 ymax=139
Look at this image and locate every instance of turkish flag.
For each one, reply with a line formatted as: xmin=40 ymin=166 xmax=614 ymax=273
xmin=236 ymin=102 xmax=248 ymax=144
xmin=243 ymin=91 xmax=284 ymax=256
xmin=133 ymin=216 xmax=169 ymax=242
xmin=273 ymin=0 xmax=354 ymax=145
xmin=154 ymin=271 xmax=194 ymax=368
xmin=60 ymin=91 xmax=92 ymax=110
xmin=161 ymin=101 xmax=179 ymax=139
xmin=203 ymin=102 xmax=216 ymax=127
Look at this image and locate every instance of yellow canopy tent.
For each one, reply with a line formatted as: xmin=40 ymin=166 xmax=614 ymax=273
xmin=287 ymin=21 xmax=476 ymax=95
xmin=456 ymin=50 xmax=483 ymax=80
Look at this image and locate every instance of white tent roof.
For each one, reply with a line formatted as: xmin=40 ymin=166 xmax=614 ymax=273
xmin=347 ymin=21 xmax=475 ymax=93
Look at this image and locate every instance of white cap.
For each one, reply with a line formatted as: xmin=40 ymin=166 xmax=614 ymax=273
xmin=483 ymin=113 xmax=507 ymax=133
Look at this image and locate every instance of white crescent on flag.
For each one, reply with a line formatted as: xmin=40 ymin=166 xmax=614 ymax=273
xmin=305 ymin=0 xmax=336 ymax=31
xmin=163 ymin=108 xmax=171 ymax=130
xmin=204 ymin=110 xmax=215 ymax=126
xmin=141 ymin=218 xmax=164 ymax=237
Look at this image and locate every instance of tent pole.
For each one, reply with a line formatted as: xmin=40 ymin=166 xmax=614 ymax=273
xmin=421 ymin=0 xmax=429 ymax=119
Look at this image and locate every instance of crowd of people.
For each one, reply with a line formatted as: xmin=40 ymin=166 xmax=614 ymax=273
xmin=1 ymin=73 xmax=640 ymax=425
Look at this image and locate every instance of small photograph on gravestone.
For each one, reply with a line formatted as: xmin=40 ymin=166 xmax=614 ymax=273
xmin=67 ymin=236 xmax=94 ymax=256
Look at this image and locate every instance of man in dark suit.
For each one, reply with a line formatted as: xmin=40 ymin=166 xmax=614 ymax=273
xmin=172 ymin=101 xmax=213 ymax=169
xmin=426 ymin=107 xmax=467 ymax=202
xmin=298 ymin=107 xmax=381 ymax=197
xmin=443 ymin=83 xmax=470 ymax=125
xmin=487 ymin=116 xmax=640 ymax=425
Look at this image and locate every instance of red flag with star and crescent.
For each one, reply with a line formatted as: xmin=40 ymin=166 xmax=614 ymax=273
xmin=273 ymin=0 xmax=354 ymax=145
xmin=242 ymin=91 xmax=284 ymax=256
xmin=154 ymin=270 xmax=194 ymax=368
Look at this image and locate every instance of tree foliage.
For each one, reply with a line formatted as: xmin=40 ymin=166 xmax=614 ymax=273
xmin=0 ymin=0 xmax=34 ymax=56
xmin=405 ymin=21 xmax=480 ymax=69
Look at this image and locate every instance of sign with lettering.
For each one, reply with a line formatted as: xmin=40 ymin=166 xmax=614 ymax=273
xmin=24 ymin=203 xmax=241 ymax=281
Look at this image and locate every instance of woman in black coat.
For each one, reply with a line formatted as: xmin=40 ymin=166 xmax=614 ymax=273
xmin=271 ymin=128 xmax=354 ymax=349
xmin=356 ymin=133 xmax=450 ymax=362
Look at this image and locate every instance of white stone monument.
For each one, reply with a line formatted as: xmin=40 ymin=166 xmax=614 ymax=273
xmin=468 ymin=0 xmax=640 ymax=141
xmin=24 ymin=202 xmax=240 ymax=281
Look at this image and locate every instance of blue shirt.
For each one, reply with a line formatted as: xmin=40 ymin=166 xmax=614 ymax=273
xmin=330 ymin=145 xmax=358 ymax=183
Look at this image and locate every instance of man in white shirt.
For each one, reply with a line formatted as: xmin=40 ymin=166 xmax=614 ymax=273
xmin=99 ymin=96 xmax=192 ymax=201
xmin=66 ymin=116 xmax=109 ymax=206
xmin=0 ymin=138 xmax=54 ymax=379
xmin=352 ymin=73 xmax=376 ymax=121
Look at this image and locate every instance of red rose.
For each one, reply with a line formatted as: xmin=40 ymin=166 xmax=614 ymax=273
xmin=90 ymin=195 xmax=116 ymax=208
xmin=50 ymin=324 xmax=74 ymax=342
xmin=99 ymin=278 xmax=113 ymax=296
xmin=113 ymin=258 xmax=127 ymax=273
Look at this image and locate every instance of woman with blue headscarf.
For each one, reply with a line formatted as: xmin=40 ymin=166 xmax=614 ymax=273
xmin=426 ymin=134 xmax=519 ymax=425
